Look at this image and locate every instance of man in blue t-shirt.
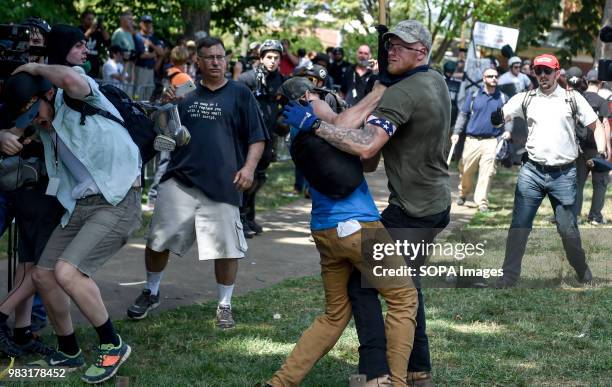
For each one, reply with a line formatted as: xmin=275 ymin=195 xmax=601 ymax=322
xmin=266 ymin=78 xmax=417 ymax=387
xmin=451 ymin=67 xmax=510 ymax=212
xmin=133 ymin=15 xmax=163 ymax=101
xmin=127 ymin=37 xmax=266 ymax=330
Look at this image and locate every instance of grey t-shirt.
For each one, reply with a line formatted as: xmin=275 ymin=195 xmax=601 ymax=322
xmin=373 ymin=69 xmax=451 ymax=217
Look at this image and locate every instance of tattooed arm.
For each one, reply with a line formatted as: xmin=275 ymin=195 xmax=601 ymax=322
xmin=315 ymin=121 xmax=389 ymax=160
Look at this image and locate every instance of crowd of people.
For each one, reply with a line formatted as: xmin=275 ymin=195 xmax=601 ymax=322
xmin=0 ymin=9 xmax=610 ymax=386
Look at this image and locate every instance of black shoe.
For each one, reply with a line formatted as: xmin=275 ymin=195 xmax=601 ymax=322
xmin=456 ymin=197 xmax=465 ymax=206
xmin=578 ymin=267 xmax=593 ymax=284
xmin=18 ymin=337 xmax=54 ymax=357
xmin=494 ymin=277 xmax=517 ymax=289
xmin=247 ymin=219 xmax=263 ymax=235
xmin=127 ymin=289 xmax=160 ymax=320
xmin=0 ymin=322 xmax=23 ymax=357
xmin=242 ymin=221 xmax=256 ymax=239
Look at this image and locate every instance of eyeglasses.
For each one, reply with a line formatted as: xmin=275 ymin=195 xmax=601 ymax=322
xmin=484 ymin=75 xmax=498 ymax=79
xmin=198 ymin=55 xmax=226 ymax=62
xmin=534 ymin=66 xmax=555 ymax=76
xmin=384 ymin=41 xmax=425 ymax=55
xmin=307 ymin=76 xmax=320 ymax=84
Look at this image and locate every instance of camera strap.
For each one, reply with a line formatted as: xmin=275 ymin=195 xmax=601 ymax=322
xmin=62 ymin=92 xmax=125 ymax=128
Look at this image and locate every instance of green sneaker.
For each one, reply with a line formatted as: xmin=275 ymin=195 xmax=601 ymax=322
xmin=27 ymin=348 xmax=85 ymax=371
xmin=81 ymin=336 xmax=131 ymax=384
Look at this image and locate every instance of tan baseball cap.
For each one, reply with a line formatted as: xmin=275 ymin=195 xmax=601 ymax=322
xmin=384 ymin=20 xmax=432 ymax=51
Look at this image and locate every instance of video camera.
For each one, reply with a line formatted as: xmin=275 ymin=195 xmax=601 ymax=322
xmin=0 ymin=24 xmax=46 ymax=79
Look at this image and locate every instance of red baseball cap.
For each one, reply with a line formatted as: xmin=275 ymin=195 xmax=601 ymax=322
xmin=533 ymin=54 xmax=560 ymax=70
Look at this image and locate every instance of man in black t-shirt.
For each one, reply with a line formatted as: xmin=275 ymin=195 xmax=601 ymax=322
xmin=127 ymin=37 xmax=266 ymax=329
xmin=328 ymin=47 xmax=352 ymax=91
xmin=340 ymin=44 xmax=377 ymax=106
xmin=79 ymin=10 xmax=110 ymax=78
xmin=575 ymin=69 xmax=611 ymax=225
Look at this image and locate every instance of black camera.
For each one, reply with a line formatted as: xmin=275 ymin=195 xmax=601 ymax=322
xmin=0 ymin=24 xmax=46 ymax=79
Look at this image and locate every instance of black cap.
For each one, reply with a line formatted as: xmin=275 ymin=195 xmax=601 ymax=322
xmin=1 ymin=72 xmax=52 ymax=128
xmin=141 ymin=15 xmax=153 ymax=22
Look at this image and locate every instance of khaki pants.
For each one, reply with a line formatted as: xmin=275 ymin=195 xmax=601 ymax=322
xmin=458 ymin=136 xmax=498 ymax=207
xmin=268 ymin=221 xmax=418 ymax=386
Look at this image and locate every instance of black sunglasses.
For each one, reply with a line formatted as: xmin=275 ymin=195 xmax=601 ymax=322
xmin=534 ymin=66 xmax=555 ymax=76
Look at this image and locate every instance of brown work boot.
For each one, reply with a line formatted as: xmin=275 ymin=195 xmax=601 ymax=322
xmin=366 ymin=374 xmax=392 ymax=387
xmin=407 ymin=371 xmax=434 ymax=387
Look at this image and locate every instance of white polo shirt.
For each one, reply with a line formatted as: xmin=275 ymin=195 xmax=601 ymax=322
xmin=503 ymin=85 xmax=598 ymax=166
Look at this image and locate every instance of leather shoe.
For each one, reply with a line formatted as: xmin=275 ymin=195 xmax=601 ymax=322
xmin=407 ymin=371 xmax=434 ymax=387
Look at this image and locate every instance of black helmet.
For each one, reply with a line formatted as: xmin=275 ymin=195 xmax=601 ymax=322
xmin=22 ymin=17 xmax=51 ymax=36
xmin=279 ymin=77 xmax=315 ymax=100
xmin=303 ymin=64 xmax=328 ymax=81
xmin=259 ymin=39 xmax=283 ymax=57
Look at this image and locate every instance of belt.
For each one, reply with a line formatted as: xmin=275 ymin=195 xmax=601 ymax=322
xmin=527 ymin=158 xmax=575 ymax=173
xmin=466 ymin=135 xmax=497 ymax=139
xmin=77 ymin=179 xmax=141 ymax=201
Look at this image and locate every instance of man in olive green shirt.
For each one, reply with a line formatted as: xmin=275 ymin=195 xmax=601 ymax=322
xmin=281 ymin=20 xmax=450 ymax=386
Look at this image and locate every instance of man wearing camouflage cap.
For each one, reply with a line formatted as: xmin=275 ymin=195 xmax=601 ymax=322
xmin=282 ymin=20 xmax=451 ymax=386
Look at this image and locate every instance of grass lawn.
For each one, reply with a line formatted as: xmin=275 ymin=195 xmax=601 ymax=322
xmin=4 ymin=165 xmax=612 ymax=386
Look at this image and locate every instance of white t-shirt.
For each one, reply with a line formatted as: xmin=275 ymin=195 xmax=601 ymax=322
xmin=503 ymin=85 xmax=598 ymax=166
xmin=102 ymin=59 xmax=125 ymax=87
xmin=498 ymin=71 xmax=532 ymax=94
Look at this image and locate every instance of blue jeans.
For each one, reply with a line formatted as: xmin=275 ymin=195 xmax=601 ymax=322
xmin=347 ymin=204 xmax=450 ymax=379
xmin=501 ymin=161 xmax=588 ymax=283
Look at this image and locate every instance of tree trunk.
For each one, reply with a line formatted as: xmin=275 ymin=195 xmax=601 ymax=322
xmin=596 ymin=0 xmax=612 ymax=63
xmin=181 ymin=5 xmax=211 ymax=38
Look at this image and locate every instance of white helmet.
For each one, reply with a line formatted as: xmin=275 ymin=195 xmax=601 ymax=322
xmin=508 ymin=56 xmax=522 ymax=67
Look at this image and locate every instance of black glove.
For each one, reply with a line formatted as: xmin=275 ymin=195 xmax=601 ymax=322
xmin=491 ymin=108 xmax=505 ymax=127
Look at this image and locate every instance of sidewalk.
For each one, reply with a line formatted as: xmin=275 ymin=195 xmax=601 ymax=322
xmin=1 ymin=165 xmax=474 ymax=324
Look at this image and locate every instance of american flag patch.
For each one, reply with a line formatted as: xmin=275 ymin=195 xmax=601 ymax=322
xmin=367 ymin=115 xmax=397 ymax=136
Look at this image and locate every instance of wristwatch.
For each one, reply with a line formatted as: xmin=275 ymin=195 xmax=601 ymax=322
xmin=311 ymin=118 xmax=322 ymax=131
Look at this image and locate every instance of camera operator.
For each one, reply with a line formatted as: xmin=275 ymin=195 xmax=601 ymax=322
xmin=0 ymin=73 xmax=62 ymax=358
xmin=79 ymin=10 xmax=110 ymax=78
xmin=237 ymin=39 xmax=286 ymax=236
xmin=21 ymin=17 xmax=51 ymax=64
xmin=14 ymin=25 xmax=139 ymax=383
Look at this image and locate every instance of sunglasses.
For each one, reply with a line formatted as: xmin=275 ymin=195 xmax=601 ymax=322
xmin=534 ymin=66 xmax=555 ymax=76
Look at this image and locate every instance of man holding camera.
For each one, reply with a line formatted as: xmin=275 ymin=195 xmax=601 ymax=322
xmin=127 ymin=37 xmax=266 ymax=330
xmin=494 ymin=54 xmax=607 ymax=288
xmin=13 ymin=25 xmax=140 ymax=383
xmin=341 ymin=44 xmax=377 ymax=106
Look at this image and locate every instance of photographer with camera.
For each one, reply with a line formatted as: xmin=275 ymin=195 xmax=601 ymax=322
xmin=0 ymin=72 xmax=63 ymax=359
xmin=237 ymin=39 xmax=286 ymax=236
xmin=79 ymin=10 xmax=110 ymax=78
xmin=21 ymin=17 xmax=51 ymax=64
xmin=340 ymin=44 xmax=378 ymax=106
xmin=13 ymin=25 xmax=140 ymax=383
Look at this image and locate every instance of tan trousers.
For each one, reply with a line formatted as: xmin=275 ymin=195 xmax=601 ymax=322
xmin=458 ymin=136 xmax=498 ymax=207
xmin=268 ymin=221 xmax=418 ymax=387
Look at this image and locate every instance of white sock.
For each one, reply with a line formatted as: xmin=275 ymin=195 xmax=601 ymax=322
xmin=146 ymin=271 xmax=163 ymax=295
xmin=217 ymin=283 xmax=234 ymax=307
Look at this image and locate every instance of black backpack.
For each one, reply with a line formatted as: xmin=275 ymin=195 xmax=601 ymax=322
xmin=62 ymin=85 xmax=157 ymax=164
xmin=290 ymin=132 xmax=363 ymax=199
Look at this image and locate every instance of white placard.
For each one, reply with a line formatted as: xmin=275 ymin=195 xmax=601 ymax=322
xmin=472 ymin=21 xmax=519 ymax=51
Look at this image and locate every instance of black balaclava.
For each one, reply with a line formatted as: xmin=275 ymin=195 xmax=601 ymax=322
xmin=47 ymin=25 xmax=86 ymax=65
